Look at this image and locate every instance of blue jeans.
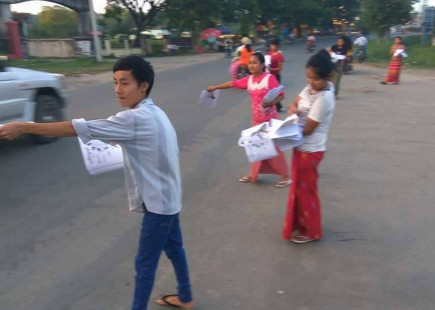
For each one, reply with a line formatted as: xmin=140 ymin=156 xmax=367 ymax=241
xmin=131 ymin=209 xmax=192 ymax=310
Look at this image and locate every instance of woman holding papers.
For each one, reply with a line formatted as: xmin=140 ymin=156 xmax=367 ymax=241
xmin=381 ymin=36 xmax=406 ymax=85
xmin=283 ymin=50 xmax=336 ymax=244
xmin=206 ymin=52 xmax=291 ymax=188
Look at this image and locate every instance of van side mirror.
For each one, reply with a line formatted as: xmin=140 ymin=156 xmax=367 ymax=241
xmin=0 ymin=56 xmax=8 ymax=72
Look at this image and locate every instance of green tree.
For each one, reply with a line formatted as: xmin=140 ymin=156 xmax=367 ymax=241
xmin=164 ymin=0 xmax=224 ymax=32
xmin=360 ymin=0 xmax=417 ymax=36
xmin=30 ymin=5 xmax=78 ymax=38
xmin=107 ymin=0 xmax=168 ymax=47
xmin=102 ymin=3 xmax=133 ymax=36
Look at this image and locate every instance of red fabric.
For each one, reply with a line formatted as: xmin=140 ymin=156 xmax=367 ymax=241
xmin=385 ymin=57 xmax=402 ymax=83
xmin=282 ymin=149 xmax=324 ymax=240
xmin=248 ymin=120 xmax=289 ymax=182
xmin=267 ymin=51 xmax=284 ymax=75
xmin=233 ymin=73 xmax=283 ymax=123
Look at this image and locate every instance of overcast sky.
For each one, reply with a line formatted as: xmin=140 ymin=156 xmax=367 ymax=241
xmin=10 ymin=0 xmax=435 ymax=15
xmin=11 ymin=0 xmax=107 ymax=14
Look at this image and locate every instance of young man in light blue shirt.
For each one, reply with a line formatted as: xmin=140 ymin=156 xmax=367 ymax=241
xmin=0 ymin=55 xmax=194 ymax=310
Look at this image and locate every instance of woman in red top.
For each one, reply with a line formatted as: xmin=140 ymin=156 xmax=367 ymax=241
xmin=267 ymin=38 xmax=285 ymax=111
xmin=206 ymin=52 xmax=291 ymax=188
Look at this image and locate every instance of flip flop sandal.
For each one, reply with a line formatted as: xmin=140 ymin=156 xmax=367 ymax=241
xmin=275 ymin=180 xmax=292 ymax=188
xmin=155 ymin=294 xmax=194 ymax=309
xmin=238 ymin=176 xmax=251 ymax=183
xmin=291 ymin=236 xmax=316 ymax=244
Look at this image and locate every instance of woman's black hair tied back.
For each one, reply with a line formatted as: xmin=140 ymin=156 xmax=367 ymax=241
xmin=306 ymin=49 xmax=334 ymax=79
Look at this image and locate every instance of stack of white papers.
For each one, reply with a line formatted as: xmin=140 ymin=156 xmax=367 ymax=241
xmin=78 ymin=138 xmax=124 ymax=175
xmin=331 ymin=53 xmax=346 ymax=63
xmin=393 ymin=49 xmax=408 ymax=57
xmin=268 ymin=115 xmax=304 ymax=151
xmin=238 ymin=122 xmax=278 ymax=163
xmin=198 ymin=90 xmax=220 ymax=108
xmin=265 ymin=55 xmax=272 ymax=68
xmin=263 ymin=85 xmax=284 ymax=103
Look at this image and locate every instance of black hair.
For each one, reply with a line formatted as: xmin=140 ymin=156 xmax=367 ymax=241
xmin=394 ymin=36 xmax=403 ymax=41
xmin=306 ymin=49 xmax=333 ymax=79
xmin=270 ymin=38 xmax=280 ymax=46
xmin=113 ymin=55 xmax=154 ymax=97
xmin=252 ymin=51 xmax=266 ymax=72
xmin=245 ymin=44 xmax=252 ymax=52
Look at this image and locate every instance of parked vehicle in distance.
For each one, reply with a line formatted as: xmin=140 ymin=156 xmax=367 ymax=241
xmin=0 ymin=56 xmax=68 ymax=143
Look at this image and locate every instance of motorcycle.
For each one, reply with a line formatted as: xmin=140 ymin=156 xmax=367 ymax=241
xmin=356 ymin=46 xmax=367 ymax=63
xmin=237 ymin=64 xmax=250 ymax=79
xmin=288 ymin=33 xmax=295 ymax=44
xmin=306 ymin=40 xmax=316 ymax=53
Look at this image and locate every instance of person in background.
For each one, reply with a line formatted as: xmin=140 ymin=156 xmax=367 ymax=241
xmin=283 ymin=50 xmax=336 ymax=243
xmin=306 ymin=33 xmax=316 ymax=52
xmin=330 ymin=36 xmax=349 ymax=56
xmin=381 ymin=36 xmax=405 ymax=85
xmin=206 ymin=52 xmax=291 ymax=188
xmin=268 ymin=38 xmax=285 ymax=112
xmin=238 ymin=37 xmax=253 ymax=78
xmin=0 ymin=55 xmax=195 ymax=310
xmin=353 ymin=32 xmax=368 ymax=56
xmin=329 ymin=36 xmax=349 ymax=96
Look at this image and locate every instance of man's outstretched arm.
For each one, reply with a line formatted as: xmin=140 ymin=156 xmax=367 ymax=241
xmin=0 ymin=121 xmax=76 ymax=140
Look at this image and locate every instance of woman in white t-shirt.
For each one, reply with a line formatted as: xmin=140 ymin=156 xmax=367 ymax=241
xmin=283 ymin=49 xmax=336 ymax=244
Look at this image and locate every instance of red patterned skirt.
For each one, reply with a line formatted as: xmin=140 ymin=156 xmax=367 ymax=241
xmin=384 ymin=57 xmax=402 ymax=83
xmin=282 ymin=149 xmax=324 ymax=240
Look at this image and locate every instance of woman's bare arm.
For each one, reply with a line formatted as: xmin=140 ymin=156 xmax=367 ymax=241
xmin=206 ymin=81 xmax=234 ymax=92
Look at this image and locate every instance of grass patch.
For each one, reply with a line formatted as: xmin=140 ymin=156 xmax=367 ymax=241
xmin=366 ymin=35 xmax=435 ymax=69
xmin=8 ymin=57 xmax=116 ymax=76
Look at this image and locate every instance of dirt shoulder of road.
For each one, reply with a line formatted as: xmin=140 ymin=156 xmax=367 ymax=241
xmin=65 ymin=53 xmax=225 ymax=91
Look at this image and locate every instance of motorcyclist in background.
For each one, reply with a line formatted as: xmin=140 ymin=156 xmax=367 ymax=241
xmin=306 ymin=33 xmax=316 ymax=52
xmin=353 ymin=32 xmax=368 ymax=62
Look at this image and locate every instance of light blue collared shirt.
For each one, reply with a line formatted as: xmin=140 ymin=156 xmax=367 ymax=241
xmin=72 ymin=98 xmax=182 ymax=215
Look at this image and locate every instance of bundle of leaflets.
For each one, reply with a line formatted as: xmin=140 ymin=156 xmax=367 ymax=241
xmin=78 ymin=138 xmax=124 ymax=175
xmin=238 ymin=122 xmax=278 ymax=163
xmin=268 ymin=115 xmax=304 ymax=151
xmin=263 ymin=85 xmax=284 ymax=103
xmin=393 ymin=49 xmax=408 ymax=57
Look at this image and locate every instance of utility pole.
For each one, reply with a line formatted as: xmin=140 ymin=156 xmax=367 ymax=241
xmin=89 ymin=0 xmax=102 ymax=62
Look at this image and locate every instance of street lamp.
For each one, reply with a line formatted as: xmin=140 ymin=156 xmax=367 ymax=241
xmin=88 ymin=0 xmax=102 ymax=62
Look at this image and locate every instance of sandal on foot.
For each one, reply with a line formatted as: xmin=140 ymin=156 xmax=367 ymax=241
xmin=275 ymin=180 xmax=292 ymax=188
xmin=291 ymin=236 xmax=316 ymax=244
xmin=155 ymin=294 xmax=194 ymax=309
xmin=238 ymin=176 xmax=251 ymax=183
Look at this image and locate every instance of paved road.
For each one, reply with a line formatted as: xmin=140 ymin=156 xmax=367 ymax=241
xmin=1 ymin=38 xmax=435 ymax=310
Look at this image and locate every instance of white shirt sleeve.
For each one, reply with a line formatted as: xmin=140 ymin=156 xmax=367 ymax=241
xmin=72 ymin=110 xmax=136 ymax=144
xmin=307 ymin=93 xmax=332 ymax=123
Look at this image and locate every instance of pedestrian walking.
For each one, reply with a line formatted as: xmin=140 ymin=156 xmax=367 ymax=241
xmin=206 ymin=52 xmax=291 ymax=188
xmin=282 ymin=50 xmax=336 ymax=243
xmin=328 ymin=36 xmax=349 ymax=96
xmin=381 ymin=36 xmax=405 ymax=85
xmin=0 ymin=55 xmax=194 ymax=310
xmin=267 ymin=38 xmax=285 ymax=112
